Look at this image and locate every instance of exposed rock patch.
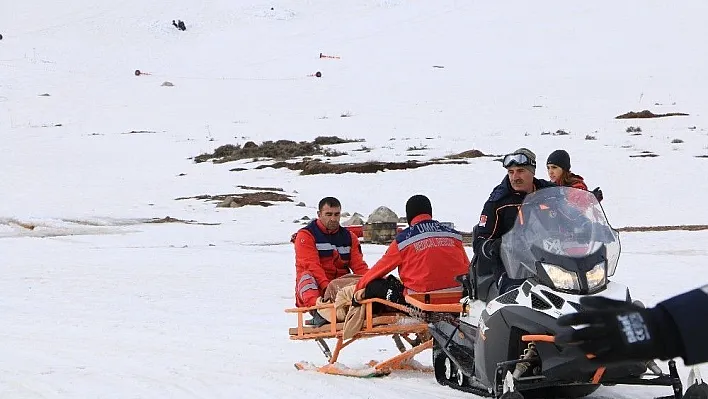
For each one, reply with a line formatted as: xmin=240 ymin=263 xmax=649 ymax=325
xmin=252 ymin=159 xmax=468 ymax=175
xmin=367 ymin=206 xmax=399 ymax=223
xmin=146 ymin=216 xmax=220 ymax=225
xmin=194 ymin=136 xmax=361 ymax=163
xmin=175 ymin=192 xmax=293 ymax=207
xmin=616 ymin=110 xmax=689 ymax=119
xmin=313 ymin=136 xmax=363 ymax=145
xmin=617 ymin=224 xmax=708 ymax=232
xmin=342 ymin=213 xmax=365 ymax=226
xmin=630 ymin=151 xmax=659 ymax=158
xmin=443 ymin=149 xmax=488 ymax=159
xmin=237 ymin=185 xmax=284 ymax=192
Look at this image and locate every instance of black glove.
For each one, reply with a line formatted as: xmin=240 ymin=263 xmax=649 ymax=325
xmin=351 ymin=294 xmax=362 ymax=307
xmin=555 ymin=296 xmax=681 ymax=363
xmin=482 ymin=238 xmax=502 ymax=259
xmin=591 ymin=187 xmax=603 ymax=202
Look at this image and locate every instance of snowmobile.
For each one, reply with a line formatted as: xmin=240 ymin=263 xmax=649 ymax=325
xmin=430 ymin=186 xmax=708 ymax=399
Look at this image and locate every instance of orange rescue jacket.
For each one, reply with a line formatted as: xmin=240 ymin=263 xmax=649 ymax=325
xmin=355 ymin=214 xmax=470 ymax=293
xmin=294 ymin=220 xmax=368 ymax=306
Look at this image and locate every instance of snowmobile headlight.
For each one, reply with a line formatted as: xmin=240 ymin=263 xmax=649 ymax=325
xmin=541 ymin=263 xmax=580 ymax=291
xmin=586 ymin=262 xmax=607 ymax=291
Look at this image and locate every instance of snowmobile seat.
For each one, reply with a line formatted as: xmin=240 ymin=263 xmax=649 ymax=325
xmin=477 ymin=273 xmax=498 ymax=302
xmin=470 ymin=258 xmax=498 ymax=302
xmin=404 ymin=288 xmax=464 ymax=309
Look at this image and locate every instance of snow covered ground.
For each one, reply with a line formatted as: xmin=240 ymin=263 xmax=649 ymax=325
xmin=1 ymin=1 xmax=707 ymax=397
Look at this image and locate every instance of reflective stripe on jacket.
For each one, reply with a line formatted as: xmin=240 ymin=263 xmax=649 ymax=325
xmin=294 ymin=219 xmax=368 ymax=307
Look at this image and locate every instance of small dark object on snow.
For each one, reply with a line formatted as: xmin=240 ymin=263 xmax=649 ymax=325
xmin=0 ymin=34 xmax=3 ymax=40
xmin=135 ymin=69 xmax=141 ymax=76
xmin=271 ymin=7 xmax=274 ymax=10
xmin=315 ymin=71 xmax=322 ymax=78
xmin=172 ymin=20 xmax=186 ymax=31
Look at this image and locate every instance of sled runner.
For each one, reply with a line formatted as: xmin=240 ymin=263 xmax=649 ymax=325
xmin=285 ymin=290 xmax=463 ymax=378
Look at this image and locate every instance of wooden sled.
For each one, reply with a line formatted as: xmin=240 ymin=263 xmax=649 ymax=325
xmin=285 ymin=290 xmax=463 ymax=378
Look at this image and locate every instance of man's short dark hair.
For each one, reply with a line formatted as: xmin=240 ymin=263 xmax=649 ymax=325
xmin=318 ymin=197 xmax=341 ymax=211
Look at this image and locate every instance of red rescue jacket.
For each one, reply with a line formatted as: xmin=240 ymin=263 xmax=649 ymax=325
xmin=294 ymin=220 xmax=368 ymax=307
xmin=566 ymin=173 xmax=588 ymax=191
xmin=356 ymin=214 xmax=470 ymax=293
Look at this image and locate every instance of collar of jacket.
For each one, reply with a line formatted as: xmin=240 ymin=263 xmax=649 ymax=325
xmin=316 ymin=219 xmax=341 ymax=234
xmin=503 ymin=176 xmax=556 ymax=196
xmin=569 ymin=173 xmax=584 ymax=181
xmin=409 ymin=214 xmax=432 ymax=226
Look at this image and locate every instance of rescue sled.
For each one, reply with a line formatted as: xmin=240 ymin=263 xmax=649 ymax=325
xmin=285 ymin=290 xmax=463 ymax=378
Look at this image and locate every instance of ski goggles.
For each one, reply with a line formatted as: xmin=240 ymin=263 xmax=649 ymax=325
xmin=502 ymin=153 xmax=536 ymax=168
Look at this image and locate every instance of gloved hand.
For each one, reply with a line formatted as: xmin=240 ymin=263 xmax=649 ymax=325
xmin=555 ymin=296 xmax=681 ymax=363
xmin=351 ymin=289 xmax=365 ymax=307
xmin=482 ymin=238 xmax=502 ymax=259
xmin=591 ymin=187 xmax=603 ymax=202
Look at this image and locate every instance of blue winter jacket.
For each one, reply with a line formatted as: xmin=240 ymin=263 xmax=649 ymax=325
xmin=658 ymin=284 xmax=708 ymax=365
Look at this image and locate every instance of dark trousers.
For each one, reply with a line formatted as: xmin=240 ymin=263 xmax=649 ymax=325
xmin=476 ymin=254 xmax=524 ymax=297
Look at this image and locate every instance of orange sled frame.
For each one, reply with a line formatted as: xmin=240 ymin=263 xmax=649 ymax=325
xmin=285 ymin=290 xmax=463 ymax=377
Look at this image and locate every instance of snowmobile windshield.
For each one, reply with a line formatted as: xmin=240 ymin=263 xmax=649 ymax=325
xmin=500 ymin=186 xmax=620 ymax=281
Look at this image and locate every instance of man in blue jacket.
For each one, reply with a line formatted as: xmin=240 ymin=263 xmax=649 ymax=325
xmin=473 ymin=148 xmax=555 ymax=294
xmin=556 ymin=284 xmax=708 ymax=366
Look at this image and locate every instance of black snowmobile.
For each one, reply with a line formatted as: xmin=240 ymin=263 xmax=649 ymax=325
xmin=430 ymin=186 xmax=707 ymax=399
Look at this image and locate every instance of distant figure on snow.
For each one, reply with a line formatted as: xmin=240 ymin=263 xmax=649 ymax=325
xmin=172 ymin=20 xmax=186 ymax=31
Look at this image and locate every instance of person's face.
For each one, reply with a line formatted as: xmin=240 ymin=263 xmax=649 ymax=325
xmin=547 ymin=164 xmax=563 ymax=183
xmin=317 ymin=204 xmax=341 ymax=232
xmin=507 ymin=166 xmax=535 ymax=193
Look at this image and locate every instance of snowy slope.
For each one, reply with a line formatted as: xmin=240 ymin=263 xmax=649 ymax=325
xmin=1 ymin=1 xmax=708 ymax=397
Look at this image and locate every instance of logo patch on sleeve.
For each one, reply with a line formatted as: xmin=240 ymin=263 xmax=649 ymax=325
xmin=478 ymin=215 xmax=487 ymax=227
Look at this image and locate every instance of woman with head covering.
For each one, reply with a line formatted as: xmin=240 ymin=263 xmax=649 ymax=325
xmin=546 ymin=149 xmax=588 ymax=190
xmin=546 ymin=149 xmax=604 ymax=202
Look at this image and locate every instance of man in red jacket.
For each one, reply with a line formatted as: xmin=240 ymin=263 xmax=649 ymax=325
xmin=354 ymin=195 xmax=470 ymax=304
xmin=293 ymin=197 xmax=369 ymax=308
